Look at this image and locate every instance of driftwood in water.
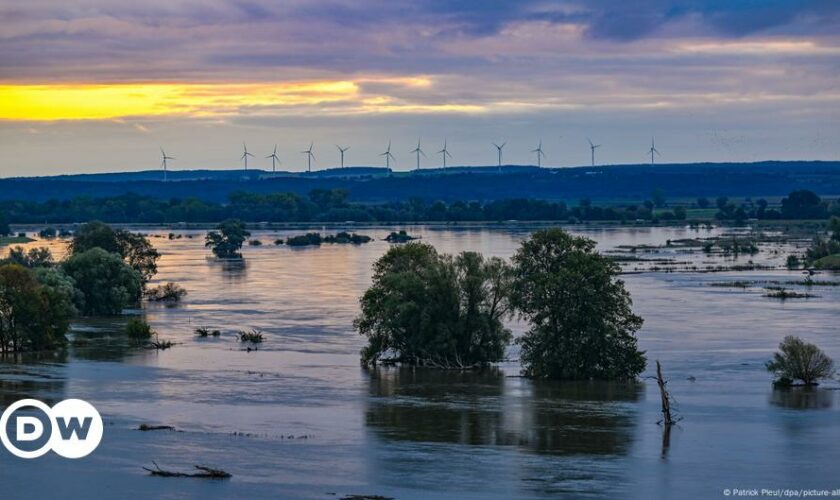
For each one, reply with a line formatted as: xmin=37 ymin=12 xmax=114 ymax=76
xmin=138 ymin=424 xmax=175 ymax=432
xmin=143 ymin=462 xmax=231 ymax=479
xmin=656 ymin=360 xmax=676 ymax=426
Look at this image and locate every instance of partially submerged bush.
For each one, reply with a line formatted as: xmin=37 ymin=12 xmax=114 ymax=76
xmin=146 ymin=282 xmax=187 ymax=302
xmin=125 ymin=318 xmax=154 ymax=341
xmin=238 ymin=329 xmax=264 ymax=343
xmin=248 ymin=239 xmax=263 ymax=246
xmin=384 ymin=230 xmax=417 ymax=243
xmin=766 ymin=336 xmax=834 ymax=386
xmin=323 ymin=232 xmax=372 ymax=244
xmin=205 ymin=219 xmax=250 ymax=258
xmin=286 ymin=233 xmax=323 ymax=246
xmin=356 ymin=243 xmax=512 ymax=368
xmin=195 ymin=327 xmax=221 ymax=337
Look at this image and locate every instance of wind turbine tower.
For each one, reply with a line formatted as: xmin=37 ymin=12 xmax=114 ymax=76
xmin=531 ymin=140 xmax=546 ymax=167
xmin=410 ymin=139 xmax=426 ymax=170
xmin=266 ymin=145 xmax=281 ymax=173
xmin=336 ymin=145 xmax=350 ymax=168
xmin=437 ymin=140 xmax=452 ymax=169
xmin=301 ymin=142 xmax=315 ymax=172
xmin=587 ymin=138 xmax=601 ymax=167
xmin=380 ymin=141 xmax=395 ymax=168
xmin=160 ymin=147 xmax=174 ymax=182
xmin=241 ymin=142 xmax=254 ymax=170
xmin=493 ymin=141 xmax=506 ymax=173
xmin=648 ymin=137 xmax=660 ymax=165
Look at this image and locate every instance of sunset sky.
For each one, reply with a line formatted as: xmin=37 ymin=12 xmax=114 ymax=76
xmin=0 ymin=0 xmax=838 ymax=176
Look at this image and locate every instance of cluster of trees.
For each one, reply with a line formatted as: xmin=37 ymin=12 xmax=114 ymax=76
xmin=711 ymin=190 xmax=840 ymax=221
xmin=355 ymin=229 xmax=646 ymax=380
xmin=0 ymin=221 xmax=160 ymax=352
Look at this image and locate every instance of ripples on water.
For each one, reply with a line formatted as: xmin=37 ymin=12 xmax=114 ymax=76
xmin=1 ymin=225 xmax=838 ymax=499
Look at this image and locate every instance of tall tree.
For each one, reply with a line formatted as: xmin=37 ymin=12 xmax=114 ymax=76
xmin=511 ymin=228 xmax=645 ymax=380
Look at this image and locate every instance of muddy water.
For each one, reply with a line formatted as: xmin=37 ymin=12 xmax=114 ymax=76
xmin=1 ymin=225 xmax=838 ymax=499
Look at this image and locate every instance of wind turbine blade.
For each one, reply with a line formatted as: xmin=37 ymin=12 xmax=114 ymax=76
xmin=501 ymin=142 xmax=506 ymax=148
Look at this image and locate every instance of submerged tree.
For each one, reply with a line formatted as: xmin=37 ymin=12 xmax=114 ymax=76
xmin=511 ymin=228 xmax=645 ymax=380
xmin=205 ymin=219 xmax=250 ymax=258
xmin=61 ymin=248 xmax=143 ymax=316
xmin=69 ymin=221 xmax=160 ymax=284
xmin=0 ymin=263 xmax=74 ymax=352
xmin=355 ymin=243 xmax=512 ymax=367
xmin=766 ymin=336 xmax=834 ymax=386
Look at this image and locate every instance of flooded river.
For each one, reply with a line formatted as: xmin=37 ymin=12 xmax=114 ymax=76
xmin=1 ymin=224 xmax=838 ymax=499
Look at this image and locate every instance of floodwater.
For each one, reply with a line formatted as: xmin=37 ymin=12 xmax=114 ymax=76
xmin=1 ymin=224 xmax=839 ymax=499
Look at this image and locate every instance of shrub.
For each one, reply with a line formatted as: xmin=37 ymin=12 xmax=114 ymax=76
xmin=766 ymin=336 xmax=834 ymax=386
xmin=323 ymin=232 xmax=372 ymax=244
xmin=125 ymin=318 xmax=154 ymax=341
xmin=62 ymin=248 xmax=143 ymax=315
xmin=384 ymin=230 xmax=417 ymax=243
xmin=286 ymin=233 xmax=322 ymax=246
xmin=6 ymin=246 xmax=53 ymax=268
xmin=248 ymin=239 xmax=262 ymax=246
xmin=38 ymin=227 xmax=57 ymax=238
xmin=146 ymin=282 xmax=187 ymax=302
xmin=511 ymin=228 xmax=645 ymax=380
xmin=355 ymin=243 xmax=512 ymax=367
xmin=238 ymin=329 xmax=264 ymax=343
xmin=195 ymin=327 xmax=221 ymax=337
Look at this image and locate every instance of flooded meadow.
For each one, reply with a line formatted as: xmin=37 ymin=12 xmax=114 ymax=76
xmin=1 ymin=224 xmax=838 ymax=499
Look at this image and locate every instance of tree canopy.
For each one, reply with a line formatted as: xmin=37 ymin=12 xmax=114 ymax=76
xmin=61 ymin=247 xmax=143 ymax=316
xmin=205 ymin=219 xmax=250 ymax=258
xmin=355 ymin=243 xmax=512 ymax=368
xmin=511 ymin=229 xmax=646 ymax=380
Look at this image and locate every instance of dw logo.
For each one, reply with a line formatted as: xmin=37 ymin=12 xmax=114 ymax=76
xmin=0 ymin=399 xmax=103 ymax=459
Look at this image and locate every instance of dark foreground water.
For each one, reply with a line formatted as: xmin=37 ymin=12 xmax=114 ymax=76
xmin=1 ymin=225 xmax=838 ymax=499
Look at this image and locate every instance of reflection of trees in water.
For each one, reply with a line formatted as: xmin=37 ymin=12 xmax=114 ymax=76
xmin=210 ymin=258 xmax=248 ymax=283
xmin=365 ymin=367 xmax=642 ymax=456
xmin=0 ymin=351 xmax=68 ymax=407
xmin=69 ymin=316 xmax=154 ymax=362
xmin=770 ymin=387 xmax=834 ymax=410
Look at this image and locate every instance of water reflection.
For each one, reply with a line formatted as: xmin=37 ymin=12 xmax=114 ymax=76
xmin=770 ymin=387 xmax=835 ymax=410
xmin=365 ymin=367 xmax=642 ymax=456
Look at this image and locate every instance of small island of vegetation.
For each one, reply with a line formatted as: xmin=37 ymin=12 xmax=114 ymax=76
xmin=356 ymin=228 xmax=646 ymax=379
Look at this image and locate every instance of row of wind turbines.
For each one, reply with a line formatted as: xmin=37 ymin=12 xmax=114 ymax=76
xmin=159 ymin=137 xmax=661 ymax=180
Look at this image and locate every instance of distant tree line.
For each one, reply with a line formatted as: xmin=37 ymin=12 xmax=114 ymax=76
xmin=0 ymin=189 xmax=836 ymax=228
xmin=708 ymin=190 xmax=840 ymax=222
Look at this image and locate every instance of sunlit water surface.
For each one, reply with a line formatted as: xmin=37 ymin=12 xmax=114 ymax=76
xmin=1 ymin=225 xmax=838 ymax=499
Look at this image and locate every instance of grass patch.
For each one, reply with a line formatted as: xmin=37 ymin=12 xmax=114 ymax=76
xmin=0 ymin=235 xmax=34 ymax=246
xmin=237 ymin=329 xmax=265 ymax=343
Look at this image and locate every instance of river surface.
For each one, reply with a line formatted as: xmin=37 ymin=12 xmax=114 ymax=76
xmin=1 ymin=224 xmax=838 ymax=499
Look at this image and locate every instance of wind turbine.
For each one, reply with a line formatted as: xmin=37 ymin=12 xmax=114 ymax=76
xmin=410 ymin=139 xmax=426 ymax=170
xmin=241 ymin=142 xmax=254 ymax=170
xmin=493 ymin=141 xmax=506 ymax=173
xmin=266 ymin=144 xmax=281 ymax=173
xmin=587 ymin=138 xmax=601 ymax=167
xmin=437 ymin=140 xmax=452 ymax=169
xmin=336 ymin=145 xmax=350 ymax=168
xmin=648 ymin=137 xmax=660 ymax=165
xmin=531 ymin=140 xmax=546 ymax=167
xmin=301 ymin=142 xmax=315 ymax=172
xmin=160 ymin=147 xmax=174 ymax=182
xmin=380 ymin=141 xmax=395 ymax=168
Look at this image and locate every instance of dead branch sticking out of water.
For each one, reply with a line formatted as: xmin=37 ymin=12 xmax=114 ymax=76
xmin=340 ymin=495 xmax=394 ymax=500
xmin=656 ymin=360 xmax=678 ymax=426
xmin=143 ymin=461 xmax=231 ymax=479
xmin=138 ymin=424 xmax=176 ymax=432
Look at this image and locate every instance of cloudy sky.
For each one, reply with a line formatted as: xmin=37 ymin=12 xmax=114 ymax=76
xmin=0 ymin=0 xmax=838 ymax=176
